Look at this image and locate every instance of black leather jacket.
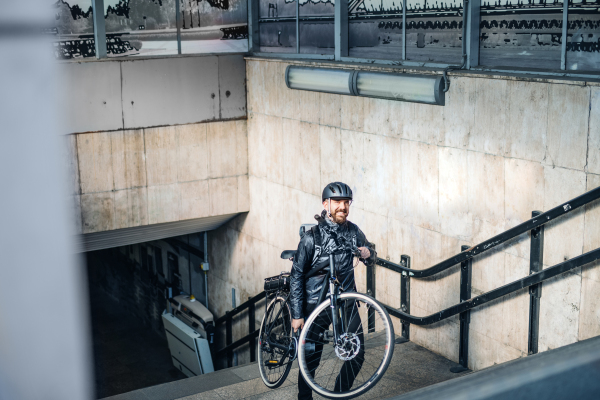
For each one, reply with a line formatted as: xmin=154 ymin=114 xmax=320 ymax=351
xmin=289 ymin=215 xmax=376 ymax=320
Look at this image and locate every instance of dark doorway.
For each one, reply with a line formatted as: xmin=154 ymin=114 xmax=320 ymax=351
xmin=87 ymin=232 xmax=208 ymax=399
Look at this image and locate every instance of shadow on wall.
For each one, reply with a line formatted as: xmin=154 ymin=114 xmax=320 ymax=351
xmin=207 ymin=213 xmax=270 ymax=369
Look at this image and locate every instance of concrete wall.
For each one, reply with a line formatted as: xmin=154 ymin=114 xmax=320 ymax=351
xmin=59 ymin=55 xmax=247 ymax=134
xmin=65 ymin=120 xmax=249 ymax=236
xmin=209 ymin=57 xmax=600 ymax=369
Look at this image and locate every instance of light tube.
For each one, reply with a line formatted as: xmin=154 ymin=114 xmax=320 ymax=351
xmin=355 ymin=71 xmax=445 ymax=105
xmin=284 ymin=65 xmax=445 ymax=106
xmin=285 ymin=66 xmax=357 ymax=96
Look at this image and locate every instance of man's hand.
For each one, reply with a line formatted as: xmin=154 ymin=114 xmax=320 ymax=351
xmin=358 ymin=246 xmax=370 ymax=259
xmin=292 ymin=318 xmax=304 ymax=333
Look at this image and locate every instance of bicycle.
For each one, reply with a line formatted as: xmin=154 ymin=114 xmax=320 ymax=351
xmin=258 ymin=247 xmax=395 ymax=399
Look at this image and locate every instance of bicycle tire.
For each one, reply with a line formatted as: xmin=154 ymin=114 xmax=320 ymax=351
xmin=298 ymin=292 xmax=395 ymax=399
xmin=258 ymin=295 xmax=294 ymax=389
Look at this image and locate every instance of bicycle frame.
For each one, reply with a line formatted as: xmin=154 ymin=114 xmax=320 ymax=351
xmin=264 ymin=250 xmax=355 ymax=360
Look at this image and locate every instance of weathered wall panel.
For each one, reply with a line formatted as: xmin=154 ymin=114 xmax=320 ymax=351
xmin=122 ymin=57 xmax=220 ymax=129
xmin=59 ymin=55 xmax=247 ymax=134
xmin=70 ymin=120 xmax=249 ymax=243
xmin=59 ymin=61 xmax=123 ymax=133
xmin=218 ymin=55 xmax=247 ymax=119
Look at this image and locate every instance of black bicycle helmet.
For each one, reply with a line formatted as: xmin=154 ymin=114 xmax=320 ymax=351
xmin=322 ymin=182 xmax=353 ymax=202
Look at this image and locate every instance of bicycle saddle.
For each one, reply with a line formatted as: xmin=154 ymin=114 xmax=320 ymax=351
xmin=281 ymin=250 xmax=296 ymax=259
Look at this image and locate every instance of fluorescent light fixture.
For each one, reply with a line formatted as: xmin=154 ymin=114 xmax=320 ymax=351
xmin=356 ymin=71 xmax=445 ymax=105
xmin=285 ymin=66 xmax=445 ymax=106
xmin=285 ymin=66 xmax=357 ymax=96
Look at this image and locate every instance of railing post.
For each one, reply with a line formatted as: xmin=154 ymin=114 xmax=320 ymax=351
xmin=528 ymin=210 xmax=544 ymax=355
xmin=249 ymin=301 xmax=256 ymax=362
xmin=226 ymin=312 xmax=233 ymax=368
xmin=398 ymin=255 xmax=411 ymax=343
xmin=367 ymin=244 xmax=376 ymax=333
xmin=451 ymin=245 xmax=472 ymax=373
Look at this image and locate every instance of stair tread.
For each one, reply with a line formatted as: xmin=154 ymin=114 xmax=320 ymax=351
xmin=101 ymin=337 xmax=468 ymax=400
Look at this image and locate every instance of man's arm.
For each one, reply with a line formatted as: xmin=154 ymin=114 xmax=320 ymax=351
xmin=289 ymin=231 xmax=314 ymax=322
xmin=356 ymin=227 xmax=377 ymax=267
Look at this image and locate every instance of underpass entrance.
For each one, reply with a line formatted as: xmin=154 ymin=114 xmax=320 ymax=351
xmin=86 ymin=232 xmax=210 ymax=398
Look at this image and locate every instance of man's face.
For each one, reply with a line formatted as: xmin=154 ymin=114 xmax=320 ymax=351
xmin=323 ymin=198 xmax=351 ymax=224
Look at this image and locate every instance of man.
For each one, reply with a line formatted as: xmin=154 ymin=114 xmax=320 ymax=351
xmin=289 ymin=182 xmax=376 ymax=400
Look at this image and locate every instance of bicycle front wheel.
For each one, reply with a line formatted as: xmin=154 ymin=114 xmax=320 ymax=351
xmin=258 ymin=295 xmax=294 ymax=389
xmin=298 ymin=292 xmax=395 ymax=399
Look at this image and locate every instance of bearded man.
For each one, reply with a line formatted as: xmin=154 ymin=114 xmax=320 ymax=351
xmin=289 ymin=182 xmax=376 ymax=400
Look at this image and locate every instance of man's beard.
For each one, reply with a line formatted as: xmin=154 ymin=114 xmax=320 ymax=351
xmin=331 ymin=210 xmax=347 ymax=224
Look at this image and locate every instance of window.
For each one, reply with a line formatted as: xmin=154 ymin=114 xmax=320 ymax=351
xmin=104 ymin=0 xmax=178 ymax=57
xmin=567 ymin=0 xmax=600 ymax=71
xmin=479 ymin=0 xmax=564 ymax=70
xmin=258 ymin=0 xmax=333 ymax=54
xmin=179 ymin=0 xmax=248 ymax=54
xmin=349 ymin=0 xmax=405 ymax=60
xmin=299 ymin=0 xmax=334 ymax=54
xmin=405 ymin=0 xmax=464 ymax=63
xmin=51 ymin=0 xmax=95 ymax=60
xmin=251 ymin=0 xmax=599 ymax=75
xmin=55 ymin=0 xmax=248 ymax=60
xmin=259 ymin=0 xmax=298 ymax=53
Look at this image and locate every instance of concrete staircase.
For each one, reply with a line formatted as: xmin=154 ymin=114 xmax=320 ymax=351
xmin=101 ymin=339 xmax=469 ymax=400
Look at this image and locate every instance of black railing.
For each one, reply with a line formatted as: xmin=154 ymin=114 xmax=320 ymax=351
xmin=370 ymin=185 xmax=600 ymax=371
xmin=375 ymin=186 xmax=600 ymax=278
xmin=214 ymin=291 xmax=266 ymax=368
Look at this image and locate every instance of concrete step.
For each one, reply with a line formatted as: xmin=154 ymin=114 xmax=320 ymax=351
xmin=101 ymin=339 xmax=469 ymax=400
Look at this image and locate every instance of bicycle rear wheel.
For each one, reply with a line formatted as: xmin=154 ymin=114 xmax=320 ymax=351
xmin=298 ymin=292 xmax=394 ymax=399
xmin=258 ymin=295 xmax=294 ymax=388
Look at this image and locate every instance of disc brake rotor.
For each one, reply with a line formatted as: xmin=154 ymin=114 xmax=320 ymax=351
xmin=334 ymin=333 xmax=361 ymax=361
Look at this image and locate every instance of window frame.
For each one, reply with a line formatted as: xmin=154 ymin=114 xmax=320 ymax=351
xmin=248 ymin=0 xmax=600 ymax=78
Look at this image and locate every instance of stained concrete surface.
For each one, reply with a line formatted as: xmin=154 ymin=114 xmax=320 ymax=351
xmin=100 ymin=339 xmax=469 ymax=400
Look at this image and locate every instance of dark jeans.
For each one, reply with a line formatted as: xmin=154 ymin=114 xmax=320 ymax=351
xmin=298 ymin=302 xmax=365 ymax=400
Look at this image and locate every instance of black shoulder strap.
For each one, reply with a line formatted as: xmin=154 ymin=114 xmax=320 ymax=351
xmin=311 ymin=225 xmax=321 ymax=252
xmin=304 ymin=225 xmax=326 ymax=280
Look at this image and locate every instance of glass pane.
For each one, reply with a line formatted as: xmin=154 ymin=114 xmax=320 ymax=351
xmin=181 ymin=0 xmax=248 ymax=54
xmin=299 ymin=0 xmax=334 ymax=54
xmin=50 ymin=0 xmax=95 ymax=60
xmin=406 ymin=0 xmax=464 ymax=63
xmin=104 ymin=0 xmax=178 ymax=57
xmin=349 ymin=0 xmax=404 ymax=60
xmin=566 ymin=0 xmax=600 ymax=72
xmin=259 ymin=0 xmax=297 ymax=52
xmin=479 ymin=0 xmax=564 ymax=70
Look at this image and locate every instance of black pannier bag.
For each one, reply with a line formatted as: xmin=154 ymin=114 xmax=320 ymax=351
xmin=264 ymin=272 xmax=291 ymax=293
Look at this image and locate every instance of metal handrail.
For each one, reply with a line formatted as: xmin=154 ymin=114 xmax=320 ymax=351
xmin=376 ymin=185 xmax=600 ymax=278
xmin=216 ymin=329 xmax=261 ymax=357
xmin=214 ymin=291 xmax=266 ymax=325
xmin=384 ymin=246 xmax=600 ymax=325
xmin=213 ymin=290 xmax=266 ymax=367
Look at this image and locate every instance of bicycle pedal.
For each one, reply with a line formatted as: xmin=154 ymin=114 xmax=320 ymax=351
xmin=264 ymin=360 xmax=280 ymax=367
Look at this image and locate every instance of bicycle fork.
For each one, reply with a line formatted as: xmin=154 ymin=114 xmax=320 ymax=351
xmin=328 ymin=255 xmax=343 ymax=345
